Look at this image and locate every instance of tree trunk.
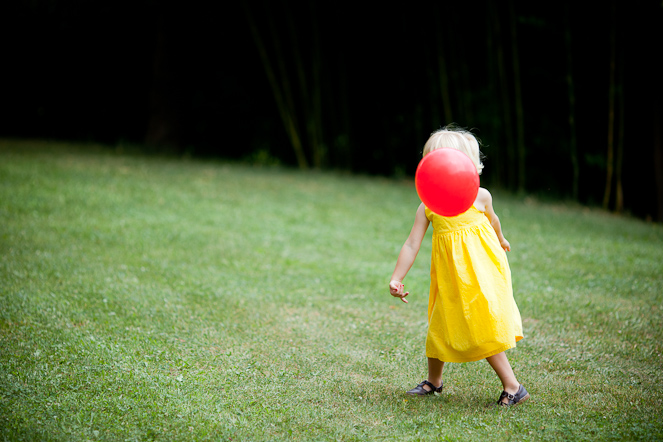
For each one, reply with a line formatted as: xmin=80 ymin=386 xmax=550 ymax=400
xmin=603 ymin=0 xmax=617 ymax=210
xmin=615 ymin=34 xmax=625 ymax=214
xmin=286 ymin=3 xmax=324 ymax=169
xmin=460 ymin=56 xmax=474 ymax=125
xmin=485 ymin=0 xmax=503 ymax=187
xmin=286 ymin=6 xmax=311 ymax=154
xmin=654 ymin=99 xmax=663 ymax=223
xmin=435 ymin=20 xmax=453 ymax=124
xmin=269 ymin=12 xmax=305 ymax=160
xmin=494 ymin=5 xmax=515 ymax=190
xmin=309 ymin=2 xmax=324 ymax=168
xmin=244 ymin=3 xmax=309 ymax=169
xmin=564 ymin=5 xmax=579 ymax=201
xmin=335 ymin=51 xmax=352 ymax=170
xmin=653 ymin=65 xmax=663 ymax=222
xmin=414 ymin=102 xmax=424 ymax=159
xmin=509 ymin=0 xmax=526 ymax=193
xmin=428 ymin=66 xmax=442 ymax=132
xmin=145 ymin=10 xmax=180 ymax=150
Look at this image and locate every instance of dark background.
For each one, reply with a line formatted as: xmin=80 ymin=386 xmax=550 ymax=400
xmin=2 ymin=0 xmax=662 ymax=220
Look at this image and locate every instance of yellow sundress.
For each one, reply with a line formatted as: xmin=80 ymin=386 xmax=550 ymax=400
xmin=425 ymin=206 xmax=523 ymax=363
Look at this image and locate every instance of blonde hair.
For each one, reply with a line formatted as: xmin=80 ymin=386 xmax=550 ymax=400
xmin=422 ymin=125 xmax=484 ymax=175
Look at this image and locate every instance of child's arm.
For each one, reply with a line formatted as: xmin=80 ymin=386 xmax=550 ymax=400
xmin=390 ymin=203 xmax=430 ymax=303
xmin=477 ymin=188 xmax=511 ymax=252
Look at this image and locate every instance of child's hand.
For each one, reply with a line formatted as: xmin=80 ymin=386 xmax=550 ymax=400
xmin=389 ymin=280 xmax=409 ymax=303
xmin=500 ymin=238 xmax=511 ymax=252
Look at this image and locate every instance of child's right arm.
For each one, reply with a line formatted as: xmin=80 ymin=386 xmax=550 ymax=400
xmin=389 ymin=203 xmax=430 ymax=303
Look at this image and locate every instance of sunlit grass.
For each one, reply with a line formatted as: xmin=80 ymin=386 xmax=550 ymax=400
xmin=1 ymin=140 xmax=662 ymax=441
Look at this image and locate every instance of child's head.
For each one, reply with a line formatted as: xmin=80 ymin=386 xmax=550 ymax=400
xmin=423 ymin=125 xmax=484 ymax=175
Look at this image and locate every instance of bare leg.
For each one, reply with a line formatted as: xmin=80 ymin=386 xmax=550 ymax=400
xmin=486 ymin=352 xmax=520 ymax=403
xmin=425 ymin=357 xmax=445 ymax=391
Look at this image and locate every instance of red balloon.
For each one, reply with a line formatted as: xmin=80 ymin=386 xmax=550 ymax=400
xmin=415 ymin=148 xmax=480 ymax=216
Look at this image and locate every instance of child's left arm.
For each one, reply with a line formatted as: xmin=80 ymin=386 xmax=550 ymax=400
xmin=477 ymin=188 xmax=511 ymax=252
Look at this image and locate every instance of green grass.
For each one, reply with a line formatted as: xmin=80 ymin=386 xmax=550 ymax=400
xmin=1 ymin=139 xmax=662 ymax=441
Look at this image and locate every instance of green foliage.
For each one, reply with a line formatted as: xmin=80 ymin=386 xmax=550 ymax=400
xmin=1 ymin=140 xmax=662 ymax=441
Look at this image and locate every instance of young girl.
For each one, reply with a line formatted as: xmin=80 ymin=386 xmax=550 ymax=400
xmin=389 ymin=125 xmax=529 ymax=406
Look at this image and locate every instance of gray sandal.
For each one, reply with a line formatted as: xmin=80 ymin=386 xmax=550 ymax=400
xmin=406 ymin=380 xmax=443 ymax=396
xmin=497 ymin=384 xmax=530 ymax=406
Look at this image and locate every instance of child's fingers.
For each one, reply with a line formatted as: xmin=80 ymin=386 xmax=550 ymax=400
xmin=389 ymin=282 xmax=409 ymax=303
xmin=389 ymin=282 xmax=405 ymax=294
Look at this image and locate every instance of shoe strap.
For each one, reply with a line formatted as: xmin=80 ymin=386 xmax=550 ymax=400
xmin=421 ymin=380 xmax=442 ymax=392
xmin=498 ymin=390 xmax=516 ymax=404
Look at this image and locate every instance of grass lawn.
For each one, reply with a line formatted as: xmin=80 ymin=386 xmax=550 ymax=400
xmin=1 ymin=140 xmax=662 ymax=441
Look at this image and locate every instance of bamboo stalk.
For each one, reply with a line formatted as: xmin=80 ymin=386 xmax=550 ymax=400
xmin=244 ymin=3 xmax=309 ymax=169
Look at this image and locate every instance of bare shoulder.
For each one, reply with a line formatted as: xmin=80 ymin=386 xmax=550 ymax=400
xmin=477 ymin=187 xmax=492 ymax=200
xmin=474 ymin=187 xmax=492 ymax=212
